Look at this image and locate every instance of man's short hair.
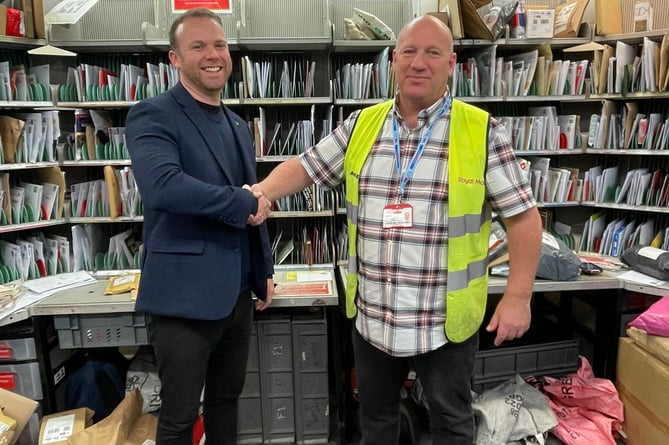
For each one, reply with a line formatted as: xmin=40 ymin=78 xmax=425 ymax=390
xmin=169 ymin=8 xmax=223 ymax=49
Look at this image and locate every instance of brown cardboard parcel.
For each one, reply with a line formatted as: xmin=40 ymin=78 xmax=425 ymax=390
xmin=626 ymin=326 xmax=669 ymax=367
xmin=31 ymin=0 xmax=45 ymax=40
xmin=0 ymin=388 xmax=39 ymax=445
xmin=38 ymin=408 xmax=94 ymax=445
xmin=616 ymin=337 xmax=669 ymax=445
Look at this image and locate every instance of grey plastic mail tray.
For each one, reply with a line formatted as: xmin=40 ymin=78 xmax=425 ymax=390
xmin=53 ymin=312 xmax=150 ymax=348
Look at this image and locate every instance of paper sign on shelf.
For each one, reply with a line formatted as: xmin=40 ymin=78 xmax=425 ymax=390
xmin=172 ymin=0 xmax=231 ymax=13
xmin=45 ymin=0 xmax=100 ymax=25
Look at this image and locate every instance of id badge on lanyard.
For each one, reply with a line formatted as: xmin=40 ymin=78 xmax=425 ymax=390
xmin=383 ymin=203 xmax=413 ymax=228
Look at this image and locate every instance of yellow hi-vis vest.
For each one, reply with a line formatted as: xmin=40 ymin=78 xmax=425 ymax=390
xmin=343 ymin=98 xmax=491 ymax=343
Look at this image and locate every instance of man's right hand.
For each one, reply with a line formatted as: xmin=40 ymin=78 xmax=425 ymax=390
xmin=244 ymin=184 xmax=272 ymax=225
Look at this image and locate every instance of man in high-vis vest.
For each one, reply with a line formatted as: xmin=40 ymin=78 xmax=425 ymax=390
xmin=253 ymin=14 xmax=542 ymax=445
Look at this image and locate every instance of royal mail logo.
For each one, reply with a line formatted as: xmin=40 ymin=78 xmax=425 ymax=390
xmin=458 ymin=176 xmax=484 ymax=186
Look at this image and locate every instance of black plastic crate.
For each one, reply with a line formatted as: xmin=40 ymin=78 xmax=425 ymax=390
xmin=473 ymin=339 xmax=580 ymax=393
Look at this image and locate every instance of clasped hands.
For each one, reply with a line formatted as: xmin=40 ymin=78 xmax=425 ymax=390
xmin=243 ymin=184 xmax=271 ymax=225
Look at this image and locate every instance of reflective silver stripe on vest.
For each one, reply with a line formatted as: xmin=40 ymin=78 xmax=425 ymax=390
xmin=448 ymin=212 xmax=488 ymax=237
xmin=447 ymin=258 xmax=488 ymax=291
xmin=348 ymin=255 xmax=357 ymax=274
xmin=346 ymin=200 xmax=359 ymax=276
xmin=346 ymin=200 xmax=358 ymax=222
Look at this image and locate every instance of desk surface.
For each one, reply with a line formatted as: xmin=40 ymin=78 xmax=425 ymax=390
xmin=30 ymin=267 xmax=340 ymax=316
xmin=0 ymin=307 xmax=29 ymax=327
xmin=339 ymin=266 xmax=669 ymax=297
xmin=488 ymin=273 xmax=623 ymax=294
xmin=30 ymin=280 xmax=136 ymax=316
xmin=21 ymin=269 xmax=669 ymax=318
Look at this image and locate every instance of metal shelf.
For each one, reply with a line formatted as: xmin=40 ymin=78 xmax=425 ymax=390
xmin=595 ymin=30 xmax=669 ymax=44
xmin=0 ymin=35 xmax=47 ymax=49
xmin=0 ymin=219 xmax=67 ymax=234
xmin=67 ymin=216 xmax=144 ymax=223
xmin=269 ymin=210 xmax=334 ymax=218
xmin=61 ymin=160 xmax=132 ymax=166
xmin=0 ymin=162 xmax=59 ymax=171
xmin=581 ymin=201 xmax=669 ymax=214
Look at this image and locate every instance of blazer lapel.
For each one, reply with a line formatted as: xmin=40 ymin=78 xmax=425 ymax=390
xmin=171 ymin=84 xmax=234 ymax=184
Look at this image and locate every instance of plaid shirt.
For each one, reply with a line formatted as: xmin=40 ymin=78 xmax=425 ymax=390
xmin=300 ymin=96 xmax=536 ymax=356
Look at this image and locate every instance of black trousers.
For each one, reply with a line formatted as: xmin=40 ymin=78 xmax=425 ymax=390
xmin=353 ymin=328 xmax=478 ymax=445
xmin=150 ymin=291 xmax=253 ymax=445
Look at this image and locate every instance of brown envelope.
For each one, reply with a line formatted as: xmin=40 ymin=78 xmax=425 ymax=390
xmin=67 ymin=390 xmax=156 ymax=445
xmin=103 ymin=165 xmax=121 ymax=218
xmin=595 ymin=0 xmax=622 ymax=36
xmin=0 ymin=116 xmax=24 ymax=163
xmin=554 ymin=0 xmax=590 ymax=38
xmin=86 ymin=125 xmax=96 ymax=160
xmin=623 ymin=102 xmax=639 ymax=149
xmin=1 ymin=173 xmax=11 ymax=225
xmin=598 ymin=44 xmax=615 ymax=94
xmin=660 ymin=35 xmax=669 ymax=92
xmin=35 ymin=166 xmax=66 ymax=219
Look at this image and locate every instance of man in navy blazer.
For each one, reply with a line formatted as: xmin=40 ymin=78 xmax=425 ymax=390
xmin=125 ymin=8 xmax=274 ymax=445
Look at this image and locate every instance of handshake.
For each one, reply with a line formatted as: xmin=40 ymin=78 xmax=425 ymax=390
xmin=243 ymin=184 xmax=272 ymax=225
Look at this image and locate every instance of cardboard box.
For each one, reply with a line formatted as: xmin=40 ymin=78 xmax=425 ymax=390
xmin=0 ymin=6 xmax=6 ymax=36
xmin=38 ymin=408 xmax=94 ymax=445
xmin=0 ymin=388 xmax=39 ymax=445
xmin=0 ymin=410 xmax=17 ymax=444
xmin=32 ymin=0 xmax=45 ymax=39
xmin=21 ymin=0 xmax=34 ymax=38
xmin=459 ymin=0 xmax=495 ymax=40
xmin=616 ymin=337 xmax=669 ymax=445
xmin=436 ymin=0 xmax=464 ymax=39
xmin=626 ymin=326 xmax=669 ymax=367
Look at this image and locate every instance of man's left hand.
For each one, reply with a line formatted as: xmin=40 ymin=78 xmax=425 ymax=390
xmin=255 ymin=278 xmax=274 ymax=311
xmin=485 ymin=294 xmax=531 ymax=346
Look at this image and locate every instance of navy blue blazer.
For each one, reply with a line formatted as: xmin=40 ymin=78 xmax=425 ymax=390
xmin=126 ymin=82 xmax=273 ymax=320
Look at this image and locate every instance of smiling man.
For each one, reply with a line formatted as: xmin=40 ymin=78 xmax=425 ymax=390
xmin=125 ymin=8 xmax=275 ymax=445
xmin=252 ymin=14 xmax=542 ymax=444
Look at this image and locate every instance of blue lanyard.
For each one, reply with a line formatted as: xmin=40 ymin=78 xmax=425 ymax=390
xmin=392 ymin=96 xmax=451 ymax=199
